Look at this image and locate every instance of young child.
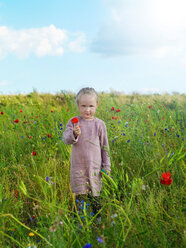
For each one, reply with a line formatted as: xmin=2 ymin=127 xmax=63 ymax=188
xmin=62 ymin=87 xmax=111 ymax=221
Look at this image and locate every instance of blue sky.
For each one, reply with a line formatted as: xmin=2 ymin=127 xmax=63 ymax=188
xmin=0 ymin=0 xmax=186 ymax=95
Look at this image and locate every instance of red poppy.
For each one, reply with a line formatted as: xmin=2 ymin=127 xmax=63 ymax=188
xmin=162 ymin=117 xmax=165 ymax=120
xmin=14 ymin=119 xmax=19 ymax=123
xmin=112 ymin=116 xmax=114 ymax=119
xmin=163 ymin=105 xmax=166 ymax=107
xmin=129 ymin=118 xmax=131 ymax=121
xmin=116 ymin=109 xmax=120 ymax=112
xmin=14 ymin=190 xmax=19 ymax=197
xmin=172 ymin=129 xmax=175 ymax=131
xmin=51 ymin=110 xmax=53 ymax=113
xmin=114 ymin=117 xmax=118 ymax=120
xmin=1 ymin=112 xmax=3 ymax=115
xmin=46 ymin=134 xmax=52 ymax=138
xmin=20 ymin=110 xmax=23 ymax=113
xmin=32 ymin=151 xmax=37 ymax=156
xmin=67 ymin=109 xmax=69 ymax=112
xmin=160 ymin=172 xmax=172 ymax=185
xmin=36 ymin=116 xmax=39 ymax=118
xmin=71 ymin=117 xmax=79 ymax=124
xmin=23 ymin=121 xmax=27 ymax=124
xmin=29 ymin=136 xmax=32 ymax=139
xmin=148 ymin=105 xmax=152 ymax=109
xmin=111 ymin=107 xmax=115 ymax=111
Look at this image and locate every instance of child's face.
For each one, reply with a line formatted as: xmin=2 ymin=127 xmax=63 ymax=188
xmin=78 ymin=94 xmax=98 ymax=120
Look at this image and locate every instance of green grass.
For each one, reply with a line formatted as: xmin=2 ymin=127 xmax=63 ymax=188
xmin=0 ymin=92 xmax=185 ymax=247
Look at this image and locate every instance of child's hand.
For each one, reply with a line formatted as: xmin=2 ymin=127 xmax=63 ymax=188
xmin=73 ymin=125 xmax=81 ymax=138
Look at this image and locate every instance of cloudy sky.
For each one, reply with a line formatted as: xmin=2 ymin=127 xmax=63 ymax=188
xmin=0 ymin=0 xmax=186 ymax=94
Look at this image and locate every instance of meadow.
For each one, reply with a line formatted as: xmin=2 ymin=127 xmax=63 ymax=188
xmin=0 ymin=91 xmax=185 ymax=248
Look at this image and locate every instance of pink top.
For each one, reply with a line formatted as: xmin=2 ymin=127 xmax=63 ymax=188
xmin=62 ymin=115 xmax=111 ymax=196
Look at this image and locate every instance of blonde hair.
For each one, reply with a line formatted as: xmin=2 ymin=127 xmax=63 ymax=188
xmin=76 ymin=87 xmax=99 ymax=105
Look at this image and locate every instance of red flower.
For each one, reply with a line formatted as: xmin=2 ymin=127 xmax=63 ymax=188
xmin=46 ymin=134 xmax=52 ymax=138
xmin=20 ymin=110 xmax=23 ymax=113
xmin=160 ymin=172 xmax=172 ymax=185
xmin=116 ymin=109 xmax=120 ymax=112
xmin=23 ymin=121 xmax=27 ymax=124
xmin=51 ymin=110 xmax=53 ymax=113
xmin=14 ymin=190 xmax=19 ymax=197
xmin=111 ymin=107 xmax=115 ymax=111
xmin=67 ymin=109 xmax=69 ymax=112
xmin=71 ymin=117 xmax=79 ymax=124
xmin=114 ymin=117 xmax=118 ymax=120
xmin=1 ymin=112 xmax=3 ymax=115
xmin=148 ymin=105 xmax=152 ymax=109
xmin=162 ymin=117 xmax=165 ymax=120
xmin=32 ymin=151 xmax=37 ymax=156
xmin=36 ymin=116 xmax=39 ymax=118
xmin=129 ymin=118 xmax=131 ymax=121
xmin=112 ymin=116 xmax=114 ymax=119
xmin=163 ymin=105 xmax=166 ymax=107
xmin=29 ymin=136 xmax=32 ymax=139
xmin=14 ymin=119 xmax=19 ymax=123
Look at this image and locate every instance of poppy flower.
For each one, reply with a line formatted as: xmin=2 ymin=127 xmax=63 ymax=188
xmin=111 ymin=107 xmax=114 ymax=111
xmin=116 ymin=109 xmax=120 ymax=112
xmin=20 ymin=110 xmax=23 ymax=113
xmin=163 ymin=105 xmax=166 ymax=107
xmin=114 ymin=117 xmax=118 ymax=120
xmin=29 ymin=136 xmax=32 ymax=139
xmin=14 ymin=190 xmax=19 ymax=197
xmin=32 ymin=151 xmax=37 ymax=156
xmin=51 ymin=110 xmax=53 ymax=113
xmin=148 ymin=105 xmax=152 ymax=109
xmin=46 ymin=134 xmax=52 ymax=138
xmin=67 ymin=109 xmax=69 ymax=112
xmin=71 ymin=117 xmax=79 ymax=124
xmin=162 ymin=117 xmax=165 ymax=120
xmin=1 ymin=112 xmax=3 ymax=115
xmin=36 ymin=115 xmax=39 ymax=118
xmin=14 ymin=119 xmax=19 ymax=123
xmin=160 ymin=172 xmax=172 ymax=185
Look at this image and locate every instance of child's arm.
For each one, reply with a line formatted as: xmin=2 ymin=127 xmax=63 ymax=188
xmin=63 ymin=119 xmax=79 ymax=145
xmin=100 ymin=122 xmax=111 ymax=175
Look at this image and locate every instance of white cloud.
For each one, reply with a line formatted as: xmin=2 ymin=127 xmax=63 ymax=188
xmin=93 ymin=0 xmax=186 ymax=58
xmin=0 ymin=25 xmax=86 ymax=59
xmin=69 ymin=32 xmax=86 ymax=53
xmin=0 ymin=80 xmax=10 ymax=86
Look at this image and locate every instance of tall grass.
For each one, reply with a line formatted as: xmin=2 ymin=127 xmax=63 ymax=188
xmin=0 ymin=92 xmax=185 ymax=247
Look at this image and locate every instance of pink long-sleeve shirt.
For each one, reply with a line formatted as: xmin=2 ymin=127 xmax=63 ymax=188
xmin=63 ymin=115 xmax=111 ymax=196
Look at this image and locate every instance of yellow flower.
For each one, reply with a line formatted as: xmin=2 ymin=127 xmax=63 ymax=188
xmin=28 ymin=232 xmax=35 ymax=237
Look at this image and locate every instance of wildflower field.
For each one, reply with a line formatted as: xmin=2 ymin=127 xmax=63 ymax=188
xmin=0 ymin=91 xmax=185 ymax=248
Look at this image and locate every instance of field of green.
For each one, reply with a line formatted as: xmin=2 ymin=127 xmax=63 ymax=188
xmin=0 ymin=91 xmax=185 ymax=248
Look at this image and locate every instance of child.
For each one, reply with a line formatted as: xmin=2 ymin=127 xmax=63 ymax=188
xmin=62 ymin=87 xmax=111 ymax=221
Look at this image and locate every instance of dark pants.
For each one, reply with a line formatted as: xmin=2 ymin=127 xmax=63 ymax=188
xmin=75 ymin=193 xmax=102 ymax=218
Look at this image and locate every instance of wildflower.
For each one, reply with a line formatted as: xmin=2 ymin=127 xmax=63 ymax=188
xmin=23 ymin=121 xmax=27 ymax=124
xmin=110 ymin=107 xmax=114 ymax=111
xmin=60 ymin=123 xmax=63 ymax=126
xmin=51 ymin=110 xmax=53 ymax=113
xmin=29 ymin=136 xmax=32 ymax=139
xmin=83 ymin=244 xmax=92 ymax=248
xmin=14 ymin=119 xmax=19 ymax=123
xmin=28 ymin=232 xmax=35 ymax=237
xmin=32 ymin=151 xmax=37 ymax=156
xmin=46 ymin=134 xmax=52 ymax=138
xmin=114 ymin=117 xmax=118 ymax=120
xmin=67 ymin=108 xmax=69 ymax=111
xmin=49 ymin=225 xmax=56 ymax=232
xmin=20 ymin=110 xmax=23 ymax=113
xmin=154 ymin=132 xmax=156 ymax=136
xmin=36 ymin=115 xmax=39 ymax=118
xmin=127 ymin=140 xmax=130 ymax=143
xmin=162 ymin=117 xmax=165 ymax=120
xmin=1 ymin=112 xmax=3 ymax=115
xmin=71 ymin=117 xmax=79 ymax=124
xmin=160 ymin=172 xmax=172 ymax=185
xmin=177 ymin=135 xmax=180 ymax=138
xmin=172 ymin=129 xmax=175 ymax=131
xmin=112 ymin=116 xmax=114 ymax=119
xmin=14 ymin=190 xmax=19 ymax=197
xmin=163 ymin=105 xmax=166 ymax=107
xmin=116 ymin=109 xmax=120 ymax=112
xmin=46 ymin=176 xmax=50 ymax=182
xmin=97 ymin=236 xmax=104 ymax=244
xmin=148 ymin=105 xmax=152 ymax=109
